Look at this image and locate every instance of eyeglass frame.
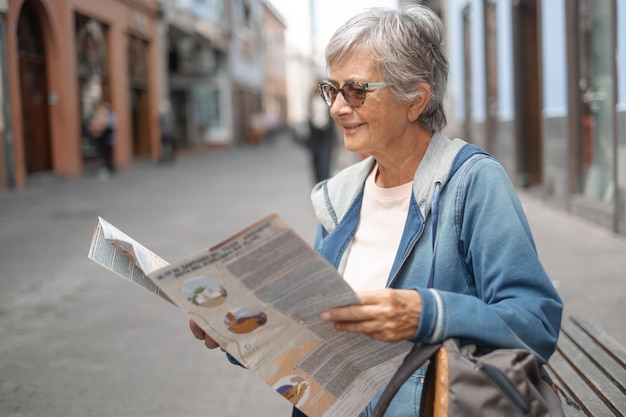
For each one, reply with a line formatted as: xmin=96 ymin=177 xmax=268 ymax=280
xmin=317 ymin=80 xmax=392 ymax=108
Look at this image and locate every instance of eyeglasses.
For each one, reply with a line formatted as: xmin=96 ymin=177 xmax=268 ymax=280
xmin=318 ymin=80 xmax=392 ymax=108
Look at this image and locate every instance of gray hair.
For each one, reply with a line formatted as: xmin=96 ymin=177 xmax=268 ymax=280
xmin=325 ymin=5 xmax=448 ymax=132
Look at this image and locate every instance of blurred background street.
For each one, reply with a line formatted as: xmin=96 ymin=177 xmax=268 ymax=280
xmin=0 ymin=136 xmax=312 ymax=417
xmin=1 ymin=136 xmax=625 ymax=417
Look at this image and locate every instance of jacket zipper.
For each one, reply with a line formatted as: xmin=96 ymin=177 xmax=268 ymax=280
xmin=387 ymin=222 xmax=425 ymax=288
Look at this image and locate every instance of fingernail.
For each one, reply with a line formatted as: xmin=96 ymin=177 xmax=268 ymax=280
xmin=320 ymin=312 xmax=330 ymax=321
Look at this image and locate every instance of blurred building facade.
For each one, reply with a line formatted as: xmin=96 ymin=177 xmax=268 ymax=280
xmin=434 ymin=0 xmax=626 ymax=236
xmin=4 ymin=0 xmax=162 ymax=189
xmin=158 ymin=0 xmax=287 ymax=149
xmin=228 ymin=0 xmax=271 ymax=145
xmin=1 ymin=0 xmax=287 ymax=189
xmin=159 ymin=0 xmax=230 ymax=149
xmin=261 ymin=0 xmax=287 ymax=140
xmin=282 ymin=0 xmax=316 ymax=140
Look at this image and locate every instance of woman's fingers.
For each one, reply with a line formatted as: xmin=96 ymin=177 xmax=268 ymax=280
xmin=321 ymin=289 xmax=422 ymax=343
xmin=189 ymin=319 xmax=206 ymax=340
xmin=189 ymin=319 xmax=221 ymax=349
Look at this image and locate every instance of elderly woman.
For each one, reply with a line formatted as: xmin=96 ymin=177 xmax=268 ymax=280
xmin=191 ymin=5 xmax=563 ymax=417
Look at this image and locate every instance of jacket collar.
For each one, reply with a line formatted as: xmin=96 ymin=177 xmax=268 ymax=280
xmin=311 ymin=132 xmax=467 ymax=234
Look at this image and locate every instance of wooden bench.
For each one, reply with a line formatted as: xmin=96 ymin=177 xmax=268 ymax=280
xmin=546 ymin=315 xmax=626 ymax=416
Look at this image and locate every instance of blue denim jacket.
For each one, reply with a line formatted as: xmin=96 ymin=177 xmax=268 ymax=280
xmin=294 ymin=133 xmax=563 ymax=417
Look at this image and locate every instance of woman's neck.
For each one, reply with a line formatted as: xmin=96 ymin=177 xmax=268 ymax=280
xmin=374 ymin=131 xmax=433 ymax=188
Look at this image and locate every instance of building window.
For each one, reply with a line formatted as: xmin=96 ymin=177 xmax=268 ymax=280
xmin=577 ymin=0 xmax=615 ymax=203
xmin=240 ymin=1 xmax=254 ymax=60
xmin=191 ymin=0 xmax=223 ymax=20
xmin=193 ymin=84 xmax=221 ymax=141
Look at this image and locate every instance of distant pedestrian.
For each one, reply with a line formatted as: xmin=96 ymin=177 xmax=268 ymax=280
xmin=159 ymin=100 xmax=176 ymax=163
xmin=307 ymin=87 xmax=336 ymax=183
xmin=88 ymin=100 xmax=116 ymax=179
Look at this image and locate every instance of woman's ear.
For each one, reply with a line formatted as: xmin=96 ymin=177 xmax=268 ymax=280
xmin=407 ymin=83 xmax=432 ymax=123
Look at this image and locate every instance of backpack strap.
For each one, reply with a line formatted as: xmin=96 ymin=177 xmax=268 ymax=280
xmin=427 ymin=143 xmax=489 ymax=289
xmin=448 ymin=143 xmax=489 ymax=179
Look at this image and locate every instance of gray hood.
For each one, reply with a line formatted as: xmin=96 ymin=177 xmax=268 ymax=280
xmin=311 ymin=132 xmax=467 ymax=234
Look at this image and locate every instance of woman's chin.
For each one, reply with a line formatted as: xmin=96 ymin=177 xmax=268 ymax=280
xmin=343 ymin=138 xmax=365 ymax=154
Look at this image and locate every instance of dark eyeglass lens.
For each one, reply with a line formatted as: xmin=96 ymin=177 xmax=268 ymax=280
xmin=320 ymin=82 xmax=367 ymax=106
xmin=344 ymin=84 xmax=365 ymax=106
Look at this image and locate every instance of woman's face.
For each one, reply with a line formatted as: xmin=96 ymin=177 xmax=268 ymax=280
xmin=327 ymin=48 xmax=420 ymax=158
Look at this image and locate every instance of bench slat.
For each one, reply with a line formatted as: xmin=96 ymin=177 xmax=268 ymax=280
xmin=557 ymin=331 xmax=626 ymax=414
xmin=562 ymin=319 xmax=626 ymax=395
xmin=570 ymin=315 xmax=626 ymax=368
xmin=547 ymin=351 xmax=612 ymax=417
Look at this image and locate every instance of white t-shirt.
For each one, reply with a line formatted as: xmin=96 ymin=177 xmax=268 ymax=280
xmin=342 ymin=165 xmax=413 ymax=291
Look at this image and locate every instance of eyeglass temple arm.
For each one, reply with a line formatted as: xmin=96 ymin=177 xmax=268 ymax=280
xmin=360 ymin=82 xmax=391 ymax=88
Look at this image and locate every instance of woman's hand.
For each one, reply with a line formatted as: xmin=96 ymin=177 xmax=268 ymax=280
xmin=189 ymin=319 xmax=222 ymax=350
xmin=320 ymin=289 xmax=422 ymax=343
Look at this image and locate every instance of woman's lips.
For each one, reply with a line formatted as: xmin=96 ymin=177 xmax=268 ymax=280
xmin=342 ymin=122 xmax=365 ymax=133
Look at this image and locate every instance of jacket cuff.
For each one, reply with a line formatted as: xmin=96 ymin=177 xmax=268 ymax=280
xmin=411 ymin=288 xmax=442 ymax=342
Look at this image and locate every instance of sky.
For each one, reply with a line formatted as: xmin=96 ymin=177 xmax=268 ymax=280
xmin=269 ymin=0 xmax=399 ymax=57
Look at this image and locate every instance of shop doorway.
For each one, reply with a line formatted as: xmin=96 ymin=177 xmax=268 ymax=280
xmin=17 ymin=0 xmax=51 ymax=173
xmin=234 ymin=86 xmax=262 ymax=145
xmin=129 ymin=88 xmax=149 ymax=156
xmin=128 ymin=36 xmax=151 ymax=156
xmin=512 ymin=0 xmax=543 ymax=187
xmin=170 ymin=90 xmax=189 ymax=149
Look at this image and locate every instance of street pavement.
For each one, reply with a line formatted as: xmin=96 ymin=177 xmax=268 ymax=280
xmin=0 ymin=136 xmax=624 ymax=417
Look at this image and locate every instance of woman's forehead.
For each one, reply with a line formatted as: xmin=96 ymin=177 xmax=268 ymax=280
xmin=328 ymin=48 xmax=381 ymax=81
